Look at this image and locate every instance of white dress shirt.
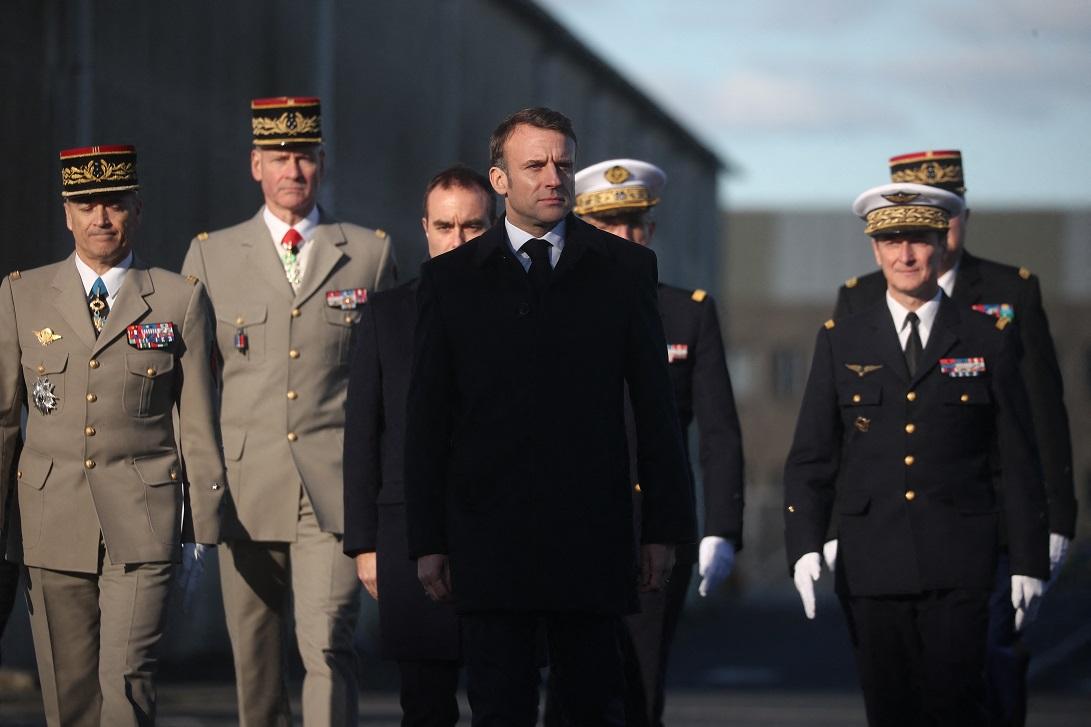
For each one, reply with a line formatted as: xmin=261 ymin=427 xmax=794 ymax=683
xmin=74 ymin=250 xmax=133 ymax=308
xmin=886 ymin=288 xmax=942 ymax=349
xmin=504 ymin=217 xmax=566 ymax=271
xmin=938 ymin=256 xmax=960 ymax=297
xmin=263 ymin=205 xmax=320 ymax=281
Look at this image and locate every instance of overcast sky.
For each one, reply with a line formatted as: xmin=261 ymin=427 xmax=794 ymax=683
xmin=537 ymin=0 xmax=1091 ymax=210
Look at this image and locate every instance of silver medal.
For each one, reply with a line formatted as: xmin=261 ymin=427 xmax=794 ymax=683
xmin=32 ymin=376 xmax=58 ymax=415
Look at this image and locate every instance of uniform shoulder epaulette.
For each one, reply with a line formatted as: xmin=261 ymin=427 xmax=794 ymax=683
xmin=824 ymin=319 xmax=836 ymax=330
xmin=1018 ymin=266 xmax=1031 ymax=280
xmin=996 ymin=317 xmax=1011 ymax=331
xmin=691 ymin=288 xmax=707 ymax=302
xmin=196 ymin=231 xmax=209 ymax=241
xmin=9 ymin=271 xmax=20 ymax=281
xmin=185 ymin=274 xmax=199 ymax=285
xmin=375 ymin=228 xmax=388 ymax=240
xmin=844 ymin=276 xmax=858 ymax=288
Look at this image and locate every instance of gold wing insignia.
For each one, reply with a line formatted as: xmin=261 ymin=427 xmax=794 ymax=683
xmin=34 ymin=327 xmax=62 ymax=345
xmin=845 ymin=363 xmax=883 ymax=377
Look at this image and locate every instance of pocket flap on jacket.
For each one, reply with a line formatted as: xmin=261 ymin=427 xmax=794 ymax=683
xmin=125 ymin=351 xmax=175 ymax=377
xmin=837 ymin=383 xmax=881 ymax=407
xmin=22 ymin=350 xmax=69 ymax=375
xmin=837 ymin=491 xmax=871 ymax=515
xmin=133 ymin=453 xmax=181 ymax=486
xmin=944 ymin=380 xmax=991 ymax=405
xmin=217 ymin=304 xmax=267 ymax=328
xmin=17 ymin=447 xmax=53 ymax=491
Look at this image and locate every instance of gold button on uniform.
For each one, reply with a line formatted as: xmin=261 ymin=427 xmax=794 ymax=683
xmin=787 ymin=505 xmax=796 ymax=513
xmin=905 ymin=423 xmax=916 ymax=434
xmin=146 ymin=367 xmax=157 ymax=377
xmin=634 ymin=483 xmax=641 ymax=493
xmin=37 ymin=365 xmax=45 ymax=374
xmin=211 ymin=483 xmax=221 ymax=491
xmin=235 ymin=316 xmax=244 ymax=326
xmin=291 ymin=308 xmax=301 ymax=318
xmin=906 ymin=391 xmax=917 ymax=402
xmin=960 ymin=393 xmax=970 ymax=403
xmin=86 ymin=393 xmax=97 ymax=402
xmin=17 ymin=471 xmax=22 ymax=479
xmin=289 ymin=349 xmax=300 ymax=359
xmin=904 ymin=455 xmax=915 ymax=466
xmin=287 ymin=432 xmax=298 ymax=442
xmin=344 ymin=315 xmax=352 ymax=324
xmin=85 ymin=426 xmax=95 ymax=436
xmin=84 ymin=459 xmax=95 ymax=470
xmin=89 ymin=359 xmax=99 ymax=369
xmin=905 ymin=490 xmax=916 ymax=501
xmin=852 ymin=394 xmax=861 ymax=404
xmin=169 ymin=469 xmax=178 ymax=481
xmin=287 ymin=391 xmax=298 ymax=400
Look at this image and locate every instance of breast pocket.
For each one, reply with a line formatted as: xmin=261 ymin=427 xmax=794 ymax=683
xmin=322 ymin=306 xmax=361 ymax=366
xmin=942 ymin=379 xmax=992 ymax=407
xmin=123 ymin=352 xmax=176 ymax=417
xmin=23 ymin=350 xmax=68 ymax=417
xmin=217 ymin=304 xmax=268 ymax=364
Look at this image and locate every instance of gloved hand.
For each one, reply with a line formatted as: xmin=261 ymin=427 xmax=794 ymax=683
xmin=1011 ymin=574 xmax=1044 ymax=632
xmin=793 ymin=552 xmax=821 ymax=620
xmin=698 ymin=536 xmax=735 ymax=597
xmin=1048 ymin=533 xmax=1070 ymax=579
xmin=178 ymin=543 xmax=210 ymax=613
xmin=822 ymin=539 xmax=838 ymax=573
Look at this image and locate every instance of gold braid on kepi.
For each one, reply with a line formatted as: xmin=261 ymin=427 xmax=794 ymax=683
xmin=864 ymin=205 xmax=949 ymax=235
xmin=889 ymin=150 xmax=965 ymax=195
xmin=575 ymin=186 xmax=656 ymax=216
xmin=59 ymin=145 xmax=139 ymax=197
xmin=251 ymin=96 xmax=322 ymax=147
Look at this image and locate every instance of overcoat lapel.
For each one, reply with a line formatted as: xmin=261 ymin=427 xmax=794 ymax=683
xmin=51 ymin=255 xmax=97 ymax=351
xmin=293 ymin=221 xmax=346 ymax=306
xmin=92 ymin=264 xmax=153 ymax=355
xmin=240 ymin=212 xmax=295 ymax=300
xmin=910 ymin=296 xmax=960 ymax=387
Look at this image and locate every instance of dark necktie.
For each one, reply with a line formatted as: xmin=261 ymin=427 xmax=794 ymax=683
xmin=904 ymin=312 xmax=922 ymax=377
xmin=522 ymin=238 xmax=553 ymax=298
xmin=88 ymin=277 xmax=109 ymax=337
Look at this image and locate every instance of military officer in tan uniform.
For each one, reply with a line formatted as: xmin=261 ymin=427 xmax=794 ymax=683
xmin=0 ymin=144 xmax=225 ymax=727
xmin=182 ymin=97 xmax=396 ymax=727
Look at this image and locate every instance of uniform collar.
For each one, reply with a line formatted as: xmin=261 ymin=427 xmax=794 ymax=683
xmin=74 ymin=250 xmax=133 ymax=302
xmin=262 ymin=204 xmax=320 ymax=245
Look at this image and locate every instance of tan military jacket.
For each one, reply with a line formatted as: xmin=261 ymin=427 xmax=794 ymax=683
xmin=0 ymin=255 xmax=225 ymax=573
xmin=182 ymin=208 xmax=396 ymax=541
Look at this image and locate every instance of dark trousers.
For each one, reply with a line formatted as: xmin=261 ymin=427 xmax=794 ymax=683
xmin=461 ymin=611 xmax=626 ymax=727
xmin=398 ymin=659 xmax=460 ymax=727
xmin=840 ymin=588 xmax=990 ymax=727
xmin=0 ymin=557 xmax=17 ymax=664
xmin=984 ymin=553 xmax=1029 ymax=727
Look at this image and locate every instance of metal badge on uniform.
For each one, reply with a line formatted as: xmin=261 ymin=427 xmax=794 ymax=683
xmin=326 ymin=288 xmax=367 ymax=310
xmin=845 ymin=363 xmax=882 ymax=378
xmin=667 ymin=344 xmax=688 ymax=363
xmin=33 ymin=327 xmax=62 ymax=346
xmin=126 ymin=322 xmax=176 ymax=350
xmin=32 ymin=377 xmax=58 ymax=415
xmin=940 ymin=357 xmax=986 ymax=377
xmin=854 ymin=416 xmax=871 ymax=432
xmin=972 ymin=303 xmax=1014 ymax=321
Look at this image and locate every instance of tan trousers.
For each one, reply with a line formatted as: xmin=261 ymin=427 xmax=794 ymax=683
xmin=24 ymin=559 xmax=173 ymax=727
xmin=220 ymin=488 xmax=361 ymax=727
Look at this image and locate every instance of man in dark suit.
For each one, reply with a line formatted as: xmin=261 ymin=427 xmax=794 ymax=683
xmin=343 ymin=166 xmax=496 ymax=726
xmin=786 ymin=181 xmax=1049 ymax=726
xmin=830 ymin=151 xmax=1075 ymax=726
xmin=404 ymin=108 xmax=694 ymax=726
xmin=550 ymin=157 xmax=744 ymax=727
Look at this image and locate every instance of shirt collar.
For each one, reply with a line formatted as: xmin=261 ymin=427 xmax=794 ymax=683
xmin=74 ymin=250 xmax=133 ymax=298
xmin=886 ymin=288 xmax=942 ymax=343
xmin=504 ymin=217 xmax=566 ymax=255
xmin=938 ymin=256 xmax=961 ymax=297
xmin=262 ymin=205 xmax=320 ymax=245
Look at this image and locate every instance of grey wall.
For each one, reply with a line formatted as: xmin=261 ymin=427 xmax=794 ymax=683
xmin=1 ymin=0 xmax=722 ymax=291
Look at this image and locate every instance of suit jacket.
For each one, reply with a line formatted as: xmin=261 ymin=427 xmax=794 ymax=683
xmin=784 ymin=296 xmax=1050 ymax=597
xmin=0 ymin=255 xmax=224 ymax=572
xmin=628 ymin=285 xmax=745 ymax=563
xmin=404 ymin=214 xmax=695 ymax=615
xmin=833 ymin=251 xmax=1075 ymax=537
xmin=182 ymin=207 xmax=396 ymax=541
xmin=342 ymin=279 xmax=460 ymax=661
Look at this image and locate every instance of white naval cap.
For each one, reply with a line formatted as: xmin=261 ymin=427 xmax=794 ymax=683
xmin=852 ymin=182 xmax=964 ymax=237
xmin=574 ymin=158 xmax=666 ymax=216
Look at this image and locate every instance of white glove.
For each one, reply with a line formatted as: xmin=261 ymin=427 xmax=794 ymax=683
xmin=1011 ymin=574 xmax=1044 ymax=632
xmin=178 ymin=543 xmax=210 ymax=613
xmin=698 ymin=536 xmax=735 ymax=597
xmin=822 ymin=539 xmax=838 ymax=573
xmin=1048 ymin=533 xmax=1070 ymax=578
xmin=793 ymin=552 xmax=821 ymax=620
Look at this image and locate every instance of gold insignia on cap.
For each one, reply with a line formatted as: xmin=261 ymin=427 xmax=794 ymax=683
xmin=824 ymin=319 xmax=836 ymax=330
xmin=845 ymin=363 xmax=882 ymax=378
xmin=9 ymin=271 xmax=20 ymax=280
xmin=881 ymin=192 xmax=921 ymax=204
xmin=185 ymin=275 xmax=199 ymax=285
xmin=34 ymin=328 xmax=62 ymax=346
xmin=604 ymin=165 xmax=631 ymax=185
xmin=1018 ymin=267 xmax=1031 ymax=280
xmin=691 ymin=289 xmax=707 ymax=302
xmin=845 ymin=276 xmax=858 ymax=288
xmin=997 ymin=317 xmax=1011 ymax=330
xmin=196 ymin=231 xmax=209 ymax=241
xmin=864 ymin=206 xmax=949 ymax=236
xmin=376 ymin=229 xmax=388 ymax=240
